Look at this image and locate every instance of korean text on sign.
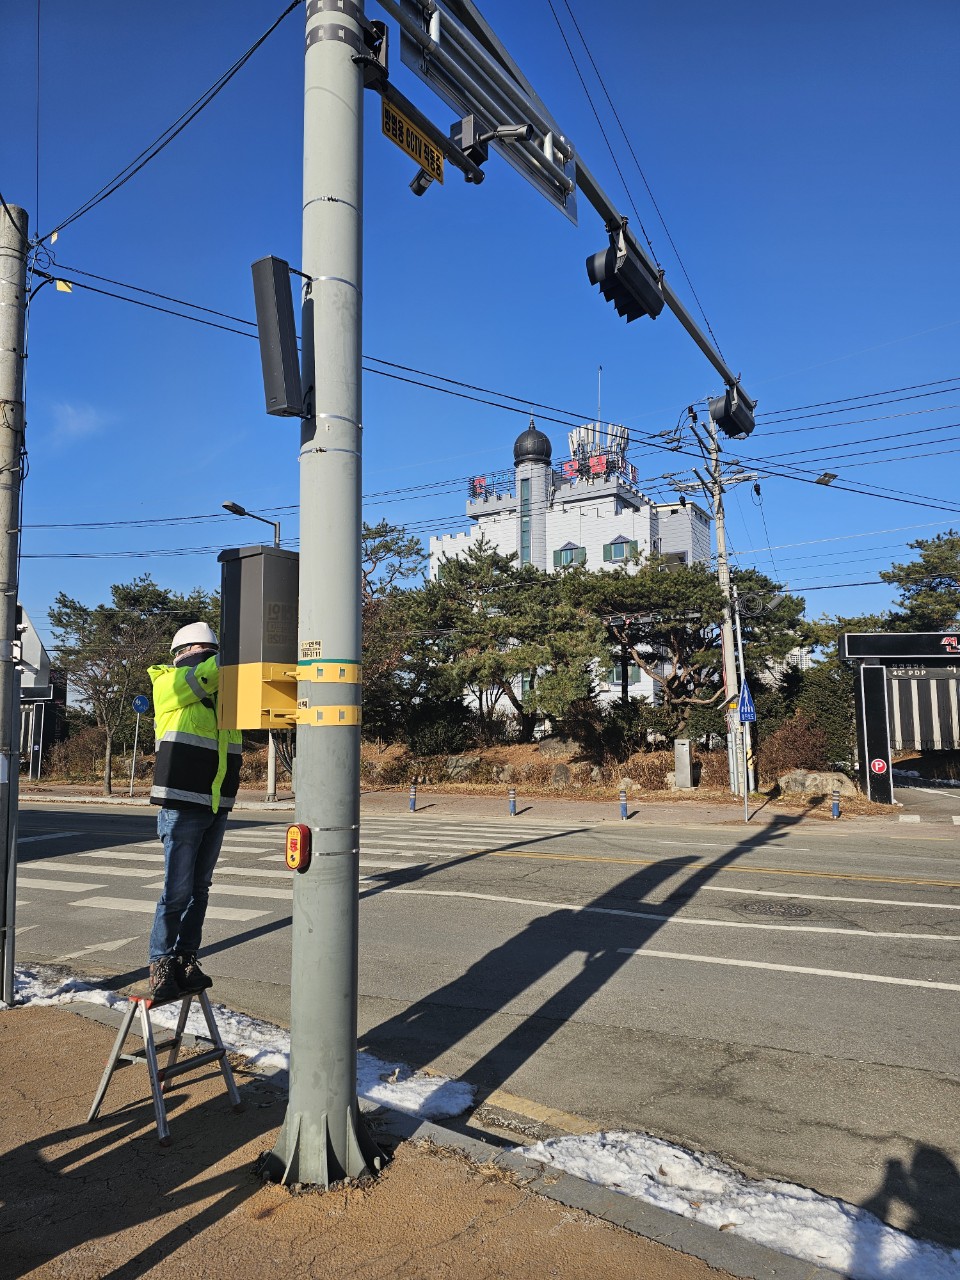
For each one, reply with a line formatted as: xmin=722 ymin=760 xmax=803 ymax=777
xmin=381 ymin=101 xmax=444 ymax=184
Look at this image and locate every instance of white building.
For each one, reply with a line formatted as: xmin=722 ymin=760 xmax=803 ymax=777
xmin=429 ymin=421 xmax=713 ymax=706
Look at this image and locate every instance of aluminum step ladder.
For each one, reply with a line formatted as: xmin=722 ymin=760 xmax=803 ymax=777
xmin=87 ymin=986 xmax=244 ymax=1145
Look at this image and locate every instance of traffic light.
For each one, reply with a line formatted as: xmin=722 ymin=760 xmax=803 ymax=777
xmin=251 ymin=256 xmax=303 ymax=418
xmin=585 ymin=227 xmax=664 ymax=322
xmin=708 ymin=385 xmax=757 ymax=439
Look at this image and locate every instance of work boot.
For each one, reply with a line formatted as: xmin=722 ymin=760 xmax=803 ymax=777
xmin=149 ymin=956 xmax=181 ymax=1002
xmin=175 ymin=953 xmax=213 ymax=993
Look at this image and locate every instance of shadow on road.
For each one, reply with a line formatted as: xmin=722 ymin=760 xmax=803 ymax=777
xmin=851 ymin=1144 xmax=960 ymax=1272
xmin=359 ymin=812 xmax=806 ymax=1103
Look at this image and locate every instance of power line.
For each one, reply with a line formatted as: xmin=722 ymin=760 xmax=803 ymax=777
xmin=37 ymin=264 xmax=960 ymax=517
xmin=38 ymin=0 xmax=304 ymax=243
xmin=554 ymin=0 xmax=726 ymax=361
xmin=756 ymin=375 xmax=960 ymax=420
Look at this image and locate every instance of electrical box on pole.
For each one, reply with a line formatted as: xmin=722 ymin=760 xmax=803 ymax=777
xmin=251 ymin=256 xmax=303 ymax=418
xmin=586 ymin=227 xmax=664 ymax=322
xmin=708 ymin=385 xmax=756 ymax=440
xmin=217 ymin=544 xmax=299 ymax=730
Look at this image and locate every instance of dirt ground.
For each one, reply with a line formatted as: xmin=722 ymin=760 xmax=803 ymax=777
xmin=1 ymin=1006 xmax=735 ymax=1280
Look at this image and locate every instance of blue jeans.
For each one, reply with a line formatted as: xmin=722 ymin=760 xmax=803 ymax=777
xmin=148 ymin=806 xmax=229 ymax=962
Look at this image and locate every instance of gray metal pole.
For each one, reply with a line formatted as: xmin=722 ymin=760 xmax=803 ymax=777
xmin=0 ymin=203 xmax=27 ymax=1005
xmin=730 ymin=585 xmax=755 ymax=795
xmin=266 ymin=731 xmax=277 ymax=802
xmin=129 ymin=712 xmax=141 ymax=798
xmin=262 ymin=0 xmax=379 ymax=1187
xmin=709 ymin=423 xmax=741 ymax=797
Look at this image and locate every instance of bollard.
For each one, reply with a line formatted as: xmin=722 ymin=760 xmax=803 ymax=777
xmin=508 ymin=787 xmax=517 ymax=817
xmin=409 ymin=782 xmax=417 ymax=813
xmin=831 ymin=787 xmax=840 ymax=820
xmin=619 ymin=788 xmax=628 ymax=821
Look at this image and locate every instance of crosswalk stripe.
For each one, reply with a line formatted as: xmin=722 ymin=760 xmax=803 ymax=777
xmin=70 ymin=896 xmax=266 ymax=921
xmin=17 ymin=832 xmax=80 ymax=844
xmin=22 ymin=863 xmax=158 ymax=879
xmin=259 ymin=852 xmax=442 ymax=864
xmin=79 ymin=851 xmax=166 ymax=863
xmin=18 ymin=877 xmax=105 ymax=892
xmin=144 ymin=880 xmax=291 ymax=901
xmin=218 ymin=844 xmax=270 ymax=854
xmin=224 ymin=828 xmax=287 ymax=839
xmin=218 ymin=867 xmax=290 ymax=880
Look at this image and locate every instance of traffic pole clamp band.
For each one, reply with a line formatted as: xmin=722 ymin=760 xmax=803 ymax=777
xmin=306 ymin=0 xmax=363 ymax=20
xmin=298 ymin=660 xmax=361 ymax=684
xmin=296 ymin=704 xmax=362 ymax=726
xmin=306 ymin=23 xmax=364 ymax=55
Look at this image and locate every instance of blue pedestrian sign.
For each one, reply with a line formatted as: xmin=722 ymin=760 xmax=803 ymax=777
xmin=132 ymin=695 xmax=150 ymax=714
xmin=738 ymin=681 xmax=756 ymax=724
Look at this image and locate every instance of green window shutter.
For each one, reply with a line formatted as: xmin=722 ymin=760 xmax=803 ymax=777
xmin=603 ymin=543 xmax=613 ymax=562
xmin=574 ymin=547 xmax=587 ymax=565
xmin=553 ymin=549 xmax=562 ymax=569
xmin=628 ymin=540 xmax=639 ymax=559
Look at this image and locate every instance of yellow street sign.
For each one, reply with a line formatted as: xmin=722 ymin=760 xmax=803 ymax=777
xmin=382 ymin=99 xmax=444 ymax=184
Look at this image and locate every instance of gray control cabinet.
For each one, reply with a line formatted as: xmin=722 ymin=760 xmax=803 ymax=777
xmin=218 ymin=545 xmax=299 ymax=666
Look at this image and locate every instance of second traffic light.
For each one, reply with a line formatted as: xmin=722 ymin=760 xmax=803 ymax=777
xmin=708 ymin=385 xmax=757 ymax=439
xmin=586 ymin=227 xmax=665 ymax=322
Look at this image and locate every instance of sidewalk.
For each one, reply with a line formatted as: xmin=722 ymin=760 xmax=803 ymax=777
xmin=0 ymin=1002 xmax=838 ymax=1280
xmin=18 ymin=780 xmax=900 ymax=831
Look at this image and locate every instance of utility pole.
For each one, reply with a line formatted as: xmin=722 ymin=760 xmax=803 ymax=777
xmin=261 ymin=0 xmax=379 ymax=1186
xmin=675 ymin=411 xmax=756 ymax=797
xmin=0 ymin=204 xmax=27 ymax=1006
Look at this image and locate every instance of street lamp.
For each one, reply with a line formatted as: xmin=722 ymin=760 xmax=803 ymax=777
xmin=222 ymin=500 xmax=282 ymax=803
xmin=222 ymin=500 xmax=281 ymax=547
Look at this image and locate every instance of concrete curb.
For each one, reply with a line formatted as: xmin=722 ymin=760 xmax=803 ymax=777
xmin=62 ymin=997 xmax=843 ymax=1280
xmin=17 ymin=790 xmax=906 ymax=830
xmin=375 ymin=1110 xmax=846 ymax=1280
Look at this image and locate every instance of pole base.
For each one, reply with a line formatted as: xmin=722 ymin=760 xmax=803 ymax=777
xmin=257 ymin=1106 xmax=385 ymax=1188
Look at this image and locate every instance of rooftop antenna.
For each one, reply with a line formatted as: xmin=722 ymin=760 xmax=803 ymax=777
xmin=597 ymin=364 xmax=603 ymax=437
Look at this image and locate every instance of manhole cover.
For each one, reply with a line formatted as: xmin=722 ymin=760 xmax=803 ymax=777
xmin=738 ymin=899 xmax=812 ymax=919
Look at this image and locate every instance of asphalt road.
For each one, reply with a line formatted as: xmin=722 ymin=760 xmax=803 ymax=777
xmin=11 ymin=800 xmax=960 ymax=1245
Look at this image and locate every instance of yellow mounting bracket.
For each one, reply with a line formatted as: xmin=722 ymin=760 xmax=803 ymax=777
xmin=297 ymin=660 xmax=361 ymax=684
xmin=295 ymin=703 xmax=362 ymax=727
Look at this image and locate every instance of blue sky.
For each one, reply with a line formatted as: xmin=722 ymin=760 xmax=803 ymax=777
xmin=2 ymin=0 xmax=959 ymax=649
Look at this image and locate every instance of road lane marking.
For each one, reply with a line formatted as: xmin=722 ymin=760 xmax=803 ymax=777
xmin=70 ymin=897 xmax=266 ymax=921
xmin=702 ymin=886 xmax=960 ymax=911
xmin=489 ymin=850 xmax=960 ymax=890
xmin=17 ymin=832 xmax=80 ymax=844
xmin=217 ymin=867 xmax=291 ymax=879
xmin=146 ymin=882 xmax=290 ymax=900
xmin=884 ymin=835 xmax=952 ymax=842
xmin=616 ymin=947 xmax=960 ymax=992
xmin=15 ymin=923 xmax=37 ymax=933
xmin=78 ymin=851 xmax=166 ymax=863
xmin=22 ymin=863 xmax=159 ymax=879
xmin=51 ymin=937 xmax=138 ymax=963
xmin=18 ymin=877 xmax=105 ymax=892
xmin=373 ymin=887 xmax=959 ymax=940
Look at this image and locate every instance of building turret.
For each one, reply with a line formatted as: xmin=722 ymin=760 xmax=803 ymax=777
xmin=513 ymin=418 xmax=552 ymax=569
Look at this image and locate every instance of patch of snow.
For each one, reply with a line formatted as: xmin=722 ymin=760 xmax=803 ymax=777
xmin=519 ymin=1131 xmax=960 ymax=1280
xmin=6 ymin=965 xmax=474 ymax=1121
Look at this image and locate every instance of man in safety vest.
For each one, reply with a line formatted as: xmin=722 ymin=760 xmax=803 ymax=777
xmin=147 ymin=621 xmax=242 ymax=1001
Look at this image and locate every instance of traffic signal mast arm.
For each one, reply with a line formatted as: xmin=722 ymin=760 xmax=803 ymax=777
xmin=374 ymin=1 xmax=753 ymax=411
xmin=575 ymin=158 xmax=747 ymax=401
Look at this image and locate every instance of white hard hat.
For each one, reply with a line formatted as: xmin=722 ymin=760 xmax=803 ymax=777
xmin=170 ymin=622 xmax=218 ymax=654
